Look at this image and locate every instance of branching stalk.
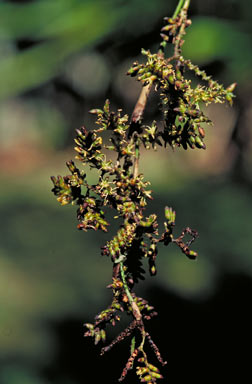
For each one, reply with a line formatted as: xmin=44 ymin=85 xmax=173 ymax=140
xmin=172 ymin=0 xmax=186 ymax=19
xmin=50 ymin=0 xmax=236 ymax=382
xmin=131 ymin=82 xmax=153 ymax=178
xmin=120 ymin=261 xmax=142 ymax=322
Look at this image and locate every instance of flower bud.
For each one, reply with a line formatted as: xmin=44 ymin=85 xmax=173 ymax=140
xmin=195 ymin=136 xmax=206 ymax=149
xmin=175 ymin=69 xmax=182 ymax=80
xmin=165 ymin=206 xmax=176 ymax=224
xmin=188 ymin=250 xmax=198 ymax=259
xmin=226 ymin=82 xmax=237 ymax=93
xmin=198 ymin=127 xmax=205 ymax=138
xmin=161 ymin=25 xmax=173 ymax=32
xmin=160 ymin=33 xmax=169 ymax=42
xmin=167 ymin=74 xmax=175 ymax=84
xmin=89 ymin=109 xmax=103 ymax=115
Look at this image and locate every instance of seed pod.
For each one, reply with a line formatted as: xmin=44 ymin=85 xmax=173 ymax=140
xmin=139 ymin=72 xmax=152 ymax=81
xmin=160 ymin=40 xmax=167 ymax=49
xmin=136 ymin=367 xmax=148 ymax=375
xmin=191 ymin=122 xmax=197 ymax=132
xmin=187 ymin=140 xmax=195 ymax=149
xmin=195 ymin=136 xmax=206 ymax=149
xmin=100 ymin=329 xmax=106 ymax=342
xmin=113 ymin=302 xmax=121 ymax=310
xmin=94 ymin=332 xmax=101 ymax=345
xmin=226 ymin=94 xmax=233 ymax=104
xmin=189 ymin=136 xmax=195 ymax=144
xmin=226 ymin=82 xmax=237 ymax=93
xmin=175 ymin=69 xmax=182 ymax=80
xmin=76 ymin=128 xmax=86 ymax=140
xmin=85 ymin=323 xmax=94 ymax=330
xmin=167 ymin=74 xmax=175 ymax=84
xmin=150 ymin=265 xmax=156 ymax=276
xmin=127 ymin=66 xmax=140 ymax=76
xmin=151 ymin=372 xmax=163 ymax=379
xmin=165 ymin=206 xmax=176 ymax=224
xmin=141 ymin=48 xmax=149 ymax=56
xmin=138 ymin=67 xmax=146 ymax=75
xmin=187 ymin=109 xmax=199 ymax=117
xmin=160 ymin=33 xmax=169 ymax=42
xmin=198 ymin=127 xmax=205 ymax=138
xmin=161 ymin=25 xmax=173 ymax=32
xmin=163 ymin=17 xmax=176 ymax=24
xmin=138 ymin=357 xmax=145 ymax=363
xmin=89 ymin=108 xmax=103 ymax=115
xmin=175 ymin=80 xmax=183 ymax=89
xmin=147 ymin=363 xmax=159 ymax=372
xmin=188 ymin=250 xmax=198 ymax=259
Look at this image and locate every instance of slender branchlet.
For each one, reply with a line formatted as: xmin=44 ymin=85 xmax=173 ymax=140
xmin=51 ymin=0 xmax=235 ymax=381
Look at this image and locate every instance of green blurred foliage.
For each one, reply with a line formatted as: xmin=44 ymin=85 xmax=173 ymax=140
xmin=0 ymin=0 xmax=118 ymax=100
xmin=183 ymin=17 xmax=252 ymax=82
xmin=0 ymin=0 xmax=251 ymax=101
xmin=0 ymin=0 xmax=172 ymax=101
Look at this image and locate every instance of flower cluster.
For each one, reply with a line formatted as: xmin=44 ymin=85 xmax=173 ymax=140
xmin=128 ymin=13 xmax=236 ymax=151
xmin=51 ymin=98 xmax=199 ymax=382
xmin=51 ymin=1 xmax=235 ymax=382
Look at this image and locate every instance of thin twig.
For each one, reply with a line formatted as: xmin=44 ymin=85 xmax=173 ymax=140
xmin=131 ymin=82 xmax=153 ymax=125
xmin=172 ymin=0 xmax=185 ymax=19
xmin=120 ymin=261 xmax=142 ymax=321
xmin=131 ymin=82 xmax=152 ymax=178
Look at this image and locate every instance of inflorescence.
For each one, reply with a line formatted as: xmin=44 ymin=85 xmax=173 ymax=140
xmin=51 ymin=2 xmax=235 ymax=382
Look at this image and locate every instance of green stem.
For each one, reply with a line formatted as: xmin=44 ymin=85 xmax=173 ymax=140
xmin=172 ymin=0 xmax=185 ymax=19
xmin=183 ymin=0 xmax=191 ymax=12
xmin=120 ymin=261 xmax=134 ymax=305
xmin=120 ymin=261 xmax=142 ymax=321
xmin=133 ymin=143 xmax=139 ymax=179
xmin=172 ymin=0 xmax=190 ymax=19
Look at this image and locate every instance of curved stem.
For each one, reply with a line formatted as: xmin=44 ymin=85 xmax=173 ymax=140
xmin=131 ymin=0 xmax=190 ymax=177
xmin=131 ymin=82 xmax=152 ymax=179
xmin=120 ymin=261 xmax=142 ymax=321
xmin=174 ymin=0 xmax=191 ymax=57
xmin=120 ymin=261 xmax=134 ymax=304
xmin=184 ymin=0 xmax=191 ymax=12
xmin=131 ymin=82 xmax=153 ymax=125
xmin=133 ymin=142 xmax=139 ymax=179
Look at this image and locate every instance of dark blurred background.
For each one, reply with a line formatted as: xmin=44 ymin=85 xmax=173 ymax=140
xmin=0 ymin=0 xmax=252 ymax=383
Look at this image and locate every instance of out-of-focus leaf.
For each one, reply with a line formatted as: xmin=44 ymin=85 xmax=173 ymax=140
xmin=183 ymin=17 xmax=252 ymax=80
xmin=0 ymin=0 xmax=79 ymax=40
xmin=0 ymin=0 xmax=170 ymax=40
xmin=0 ymin=5 xmax=119 ymax=101
xmin=0 ymin=0 xmax=177 ymax=100
xmin=0 ymin=365 xmax=46 ymax=384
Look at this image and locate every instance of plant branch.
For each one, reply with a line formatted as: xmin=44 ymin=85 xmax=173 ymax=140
xmin=131 ymin=82 xmax=153 ymax=179
xmin=120 ymin=261 xmax=142 ymax=321
xmin=131 ymin=82 xmax=153 ymax=125
xmin=50 ymin=0 xmax=236 ymax=381
xmin=131 ymin=0 xmax=188 ymax=176
xmin=131 ymin=0 xmax=188 ymax=177
xmin=172 ymin=0 xmax=186 ymax=19
xmin=173 ymin=0 xmax=190 ymax=18
xmin=133 ymin=141 xmax=140 ymax=179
